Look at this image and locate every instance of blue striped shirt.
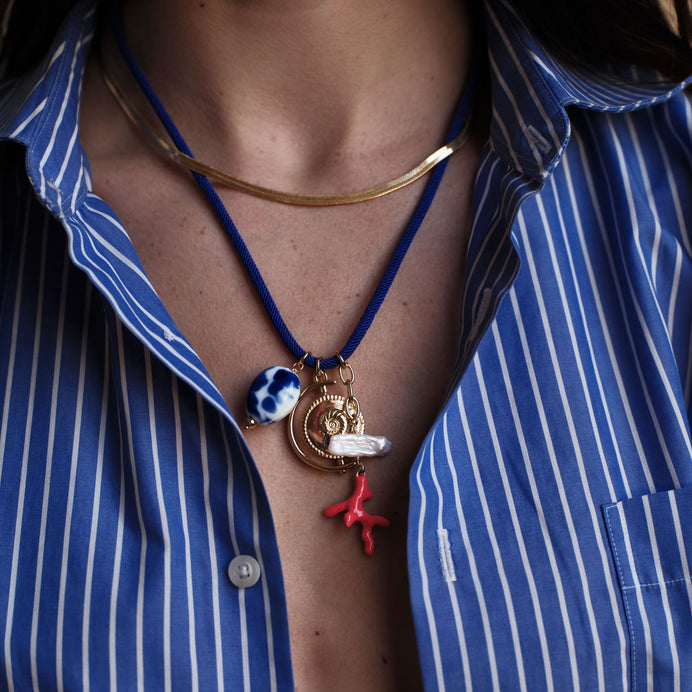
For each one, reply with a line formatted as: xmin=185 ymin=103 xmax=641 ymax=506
xmin=2 ymin=0 xmax=692 ymax=689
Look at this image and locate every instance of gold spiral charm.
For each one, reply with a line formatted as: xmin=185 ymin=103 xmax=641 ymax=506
xmin=287 ymin=380 xmax=366 ymax=472
xmin=303 ymin=394 xmax=365 ymax=459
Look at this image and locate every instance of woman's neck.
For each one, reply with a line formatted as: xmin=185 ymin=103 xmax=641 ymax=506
xmin=120 ymin=0 xmax=473 ymax=187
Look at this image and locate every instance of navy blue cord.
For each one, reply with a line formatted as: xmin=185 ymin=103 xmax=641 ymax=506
xmin=111 ymin=13 xmax=476 ymax=371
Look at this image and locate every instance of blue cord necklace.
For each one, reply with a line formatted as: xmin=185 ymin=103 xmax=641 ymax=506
xmin=109 ymin=14 xmax=476 ymax=554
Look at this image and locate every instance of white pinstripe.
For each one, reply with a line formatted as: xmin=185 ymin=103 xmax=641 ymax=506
xmin=113 ymin=320 xmax=149 ymax=691
xmin=171 ymin=376 xmax=199 ymax=692
xmin=81 ymin=322 xmax=110 ymax=692
xmin=236 ymin=441 xmax=280 ymax=692
xmin=108 ymin=437 xmax=126 ymax=691
xmin=54 ymin=254 xmax=80 ymax=692
xmin=614 ymin=502 xmax=654 ymax=692
xmin=440 ymin=416 xmax=472 ymax=691
xmin=37 ymin=32 xmax=86 ymax=200
xmin=144 ymin=351 xmax=173 ymax=692
xmin=642 ymin=496 xmax=680 ymax=692
xmin=8 ymin=99 xmax=46 ymax=138
xmin=219 ymin=419 xmax=251 ymax=692
xmin=415 ymin=435 xmax=447 ymax=691
xmin=196 ymin=397 xmax=225 ymax=691
xmin=454 ymin=394 xmax=504 ymax=691
xmin=3 ymin=218 xmax=49 ymax=692
xmin=0 ymin=192 xmax=31 ymax=499
xmin=668 ymin=492 xmax=692 ymax=616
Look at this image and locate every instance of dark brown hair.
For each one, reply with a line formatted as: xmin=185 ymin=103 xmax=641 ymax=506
xmin=1 ymin=0 xmax=692 ymax=81
xmin=0 ymin=0 xmax=78 ymax=78
xmin=509 ymin=0 xmax=692 ymax=82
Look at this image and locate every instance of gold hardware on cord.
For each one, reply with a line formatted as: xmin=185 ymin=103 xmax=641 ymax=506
xmin=291 ymin=351 xmax=310 ymax=373
xmin=336 ymin=353 xmax=360 ymax=422
xmin=99 ymin=49 xmax=474 ymax=208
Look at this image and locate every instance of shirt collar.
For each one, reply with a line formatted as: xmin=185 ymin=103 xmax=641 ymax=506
xmin=484 ymin=0 xmax=692 ymax=179
xmin=0 ymin=0 xmax=96 ymax=220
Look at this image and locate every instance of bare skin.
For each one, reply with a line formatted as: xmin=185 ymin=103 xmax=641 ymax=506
xmin=80 ymin=0 xmax=482 ymax=688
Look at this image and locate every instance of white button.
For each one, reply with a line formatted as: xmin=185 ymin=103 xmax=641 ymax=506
xmin=227 ymin=555 xmax=261 ymax=588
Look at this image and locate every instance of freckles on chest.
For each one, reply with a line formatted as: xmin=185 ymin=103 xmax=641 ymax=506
xmin=88 ymin=156 xmax=472 ymax=692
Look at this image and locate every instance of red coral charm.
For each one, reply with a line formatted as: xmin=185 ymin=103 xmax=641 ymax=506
xmin=323 ymin=473 xmax=390 ymax=555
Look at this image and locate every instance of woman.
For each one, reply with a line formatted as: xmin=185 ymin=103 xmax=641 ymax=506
xmin=1 ymin=0 xmax=691 ymax=688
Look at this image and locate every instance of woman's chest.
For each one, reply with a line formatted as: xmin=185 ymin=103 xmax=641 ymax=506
xmin=87 ymin=148 xmax=475 ymax=689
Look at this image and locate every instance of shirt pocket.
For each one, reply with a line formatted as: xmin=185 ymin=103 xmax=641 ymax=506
xmin=603 ymin=487 xmax=692 ymax=692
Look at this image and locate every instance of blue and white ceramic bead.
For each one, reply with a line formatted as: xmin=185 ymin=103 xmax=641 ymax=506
xmin=245 ymin=366 xmax=301 ymax=426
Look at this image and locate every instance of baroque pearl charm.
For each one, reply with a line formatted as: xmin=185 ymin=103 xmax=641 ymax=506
xmin=245 ymin=366 xmax=300 ymax=427
xmin=327 ymin=433 xmax=392 ymax=457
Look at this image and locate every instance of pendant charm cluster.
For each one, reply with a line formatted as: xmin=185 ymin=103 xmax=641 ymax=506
xmin=245 ymin=357 xmax=391 ymax=555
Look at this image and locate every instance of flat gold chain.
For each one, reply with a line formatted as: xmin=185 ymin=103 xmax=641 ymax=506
xmin=99 ymin=52 xmax=473 ymax=207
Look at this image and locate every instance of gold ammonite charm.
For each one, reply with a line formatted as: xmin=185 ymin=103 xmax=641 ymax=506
xmin=287 ymin=380 xmax=365 ymax=472
xmin=303 ymin=394 xmax=365 ymax=459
